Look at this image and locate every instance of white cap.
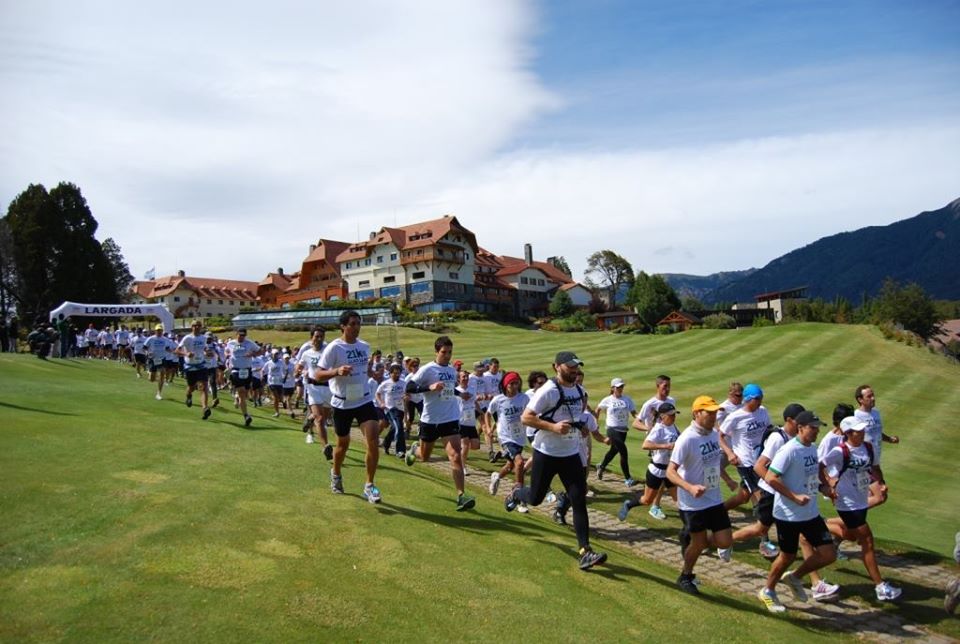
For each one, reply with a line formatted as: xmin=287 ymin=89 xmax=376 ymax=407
xmin=610 ymin=377 xmax=625 ymax=387
xmin=840 ymin=416 xmax=869 ymax=433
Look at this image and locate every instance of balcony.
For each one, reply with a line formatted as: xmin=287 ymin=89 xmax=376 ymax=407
xmin=400 ymin=244 xmax=466 ymax=267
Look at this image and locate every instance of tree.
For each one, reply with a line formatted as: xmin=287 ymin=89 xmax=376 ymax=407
xmin=584 ymin=250 xmax=634 ymax=307
xmin=102 ymin=238 xmax=134 ymax=301
xmin=548 ymin=288 xmax=574 ymax=318
xmin=550 ymin=256 xmax=572 ymax=278
xmin=680 ymin=295 xmax=704 ymax=312
xmin=873 ymin=279 xmax=942 ymax=340
xmin=627 ymin=271 xmax=681 ymax=332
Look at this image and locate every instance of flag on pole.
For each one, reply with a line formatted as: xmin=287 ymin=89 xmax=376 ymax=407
xmin=144 ymin=267 xmax=156 ymax=280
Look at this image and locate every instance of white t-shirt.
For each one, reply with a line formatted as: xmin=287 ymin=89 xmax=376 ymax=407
xmin=226 ymin=338 xmax=260 ymax=369
xmin=318 ymin=338 xmax=372 ymax=410
xmin=638 ymin=395 xmax=676 ymax=428
xmin=282 ymin=361 xmax=296 ymax=388
xmin=817 ymin=430 xmax=844 ymax=463
xmin=84 ymin=328 xmax=99 ymax=345
xmin=854 ymin=408 xmax=884 ymax=465
xmin=459 ymin=390 xmax=479 ymax=427
xmin=178 ymin=333 xmax=207 ymax=368
xmin=719 ymin=405 xmax=772 ymax=467
xmin=757 ymin=428 xmax=789 ymax=494
xmin=143 ymin=335 xmax=167 ymax=363
xmin=468 ymin=374 xmax=487 ymax=409
xmin=670 ymin=424 xmax=725 ymax=511
xmin=769 ymin=438 xmax=821 ymax=522
xmin=489 ymin=392 xmax=529 ymax=446
xmin=526 ymin=380 xmax=588 ymax=458
xmin=483 ymin=370 xmax=503 ymax=402
xmin=404 ymin=372 xmax=423 ymax=404
xmin=297 ymin=345 xmax=325 ymax=381
xmin=598 ymin=394 xmax=636 ymax=430
xmin=368 ymin=377 xmax=383 ymax=406
xmin=716 ymin=398 xmax=741 ymax=428
xmin=409 ymin=361 xmax=460 ymax=424
xmin=116 ymin=330 xmax=130 ymax=345
xmin=203 ymin=343 xmax=220 ymax=369
xmin=646 ymin=421 xmax=680 ymax=477
xmin=162 ymin=337 xmax=178 ymax=361
xmin=377 ymin=379 xmax=406 ymax=411
xmin=264 ymin=359 xmax=285 ymax=386
xmin=821 ymin=442 xmax=874 ymax=511
xmin=132 ymin=334 xmax=147 ymax=355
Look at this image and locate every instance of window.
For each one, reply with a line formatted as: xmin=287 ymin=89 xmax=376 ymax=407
xmin=410 ymin=282 xmax=430 ymax=294
xmin=174 ymin=296 xmax=181 ymax=302
xmin=358 ymin=280 xmax=370 ymax=287
xmin=520 ymin=277 xmax=528 ymax=285
xmin=346 ymin=261 xmax=352 ymax=269
xmin=376 ymin=256 xmax=383 ymax=264
xmin=538 ymin=279 xmax=545 ymax=286
xmin=383 ymin=276 xmax=396 ymax=283
xmin=465 ymin=253 xmax=470 ymax=260
xmin=412 ymin=271 xmax=425 ymax=280
xmin=218 ymin=300 xmax=224 ymax=305
xmin=380 ymin=285 xmax=402 ymax=298
xmin=449 ymin=272 xmax=459 ymax=280
xmin=390 ymin=253 xmax=397 ymax=261
xmin=207 ymin=299 xmax=212 ymax=304
xmin=354 ymin=289 xmax=375 ymax=300
xmin=364 ymin=258 xmax=371 ymax=266
xmin=229 ymin=300 xmax=234 ymax=305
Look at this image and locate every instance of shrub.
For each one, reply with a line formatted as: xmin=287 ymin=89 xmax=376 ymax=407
xmin=655 ymin=324 xmax=673 ymax=335
xmin=752 ymin=316 xmax=774 ymax=328
xmin=702 ymin=313 xmax=736 ymax=329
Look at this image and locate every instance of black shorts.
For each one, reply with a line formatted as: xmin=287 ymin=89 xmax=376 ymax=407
xmin=680 ymin=504 xmax=732 ymax=534
xmin=754 ymin=489 xmax=775 ymax=527
xmin=332 ymin=402 xmax=379 ymax=437
xmin=459 ymin=424 xmax=479 ymax=440
xmin=419 ymin=420 xmax=460 ymax=443
xmin=269 ymin=384 xmax=284 ymax=397
xmin=250 ymin=377 xmax=262 ymax=390
xmin=837 ymin=508 xmax=869 ymax=530
xmin=775 ymin=516 xmax=833 ymax=555
xmin=502 ymin=441 xmax=524 ymax=459
xmin=230 ymin=370 xmax=252 ymax=389
xmin=527 ymin=433 xmax=536 ymax=445
xmin=163 ymin=360 xmax=178 ymax=370
xmin=645 ymin=468 xmax=674 ymax=490
xmin=283 ymin=387 xmax=295 ymax=397
xmin=134 ymin=354 xmax=147 ymax=365
xmin=185 ymin=368 xmax=208 ymax=386
xmin=737 ymin=465 xmax=761 ymax=494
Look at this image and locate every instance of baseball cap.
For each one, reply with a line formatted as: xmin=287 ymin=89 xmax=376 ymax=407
xmin=610 ymin=377 xmax=625 ymax=387
xmin=502 ymin=371 xmax=521 ymax=388
xmin=154 ymin=324 xmax=164 ymax=331
xmin=840 ymin=416 xmax=869 ymax=433
xmin=554 ymin=351 xmax=584 ymax=367
xmin=453 ymin=359 xmax=463 ymax=368
xmin=782 ymin=403 xmax=806 ymax=421
xmin=658 ymin=402 xmax=679 ymax=415
xmin=795 ymin=410 xmax=823 ymax=427
xmin=742 ymin=383 xmax=763 ymax=401
xmin=691 ymin=395 xmax=721 ymax=413
xmin=473 ymin=360 xmax=485 ymax=369
xmin=388 ymin=362 xmax=402 ymax=372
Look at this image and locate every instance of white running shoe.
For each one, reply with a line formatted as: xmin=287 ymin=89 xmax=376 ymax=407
xmin=362 ymin=483 xmax=382 ymax=504
xmin=648 ymin=505 xmax=667 ymax=520
xmin=155 ymin=393 xmax=162 ymax=400
xmin=517 ymin=502 xmax=529 ymax=514
xmin=758 ymin=588 xmax=786 ymax=613
xmin=717 ymin=548 xmax=732 ymax=563
xmin=585 ymin=489 xmax=596 ymax=498
xmin=462 ymin=466 xmax=469 ymax=477
xmin=489 ymin=472 xmax=500 ymax=495
xmin=876 ymin=581 xmax=902 ymax=601
xmin=306 ymin=433 xmax=314 ymax=444
xmin=545 ymin=491 xmax=557 ymax=504
xmin=781 ymin=571 xmax=809 ymax=602
xmin=811 ymin=579 xmax=840 ymax=602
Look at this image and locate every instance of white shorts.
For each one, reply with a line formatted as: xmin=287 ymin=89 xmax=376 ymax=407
xmin=306 ymin=384 xmax=333 ymax=408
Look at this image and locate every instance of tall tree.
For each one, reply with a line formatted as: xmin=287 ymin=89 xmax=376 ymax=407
xmin=102 ymin=238 xmax=134 ymax=301
xmin=548 ymin=288 xmax=574 ymax=318
xmin=873 ymin=279 xmax=942 ymax=340
xmin=584 ymin=250 xmax=634 ymax=307
xmin=627 ymin=271 xmax=681 ymax=331
xmin=550 ymin=256 xmax=572 ymax=278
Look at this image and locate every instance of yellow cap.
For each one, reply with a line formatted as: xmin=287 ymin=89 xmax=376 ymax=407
xmin=691 ymin=395 xmax=721 ymax=413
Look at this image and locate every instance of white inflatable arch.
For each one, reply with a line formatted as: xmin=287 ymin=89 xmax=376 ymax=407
xmin=49 ymin=301 xmax=175 ymax=332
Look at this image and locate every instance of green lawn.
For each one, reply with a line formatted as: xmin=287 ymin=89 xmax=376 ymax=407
xmin=1 ymin=320 xmax=958 ymax=641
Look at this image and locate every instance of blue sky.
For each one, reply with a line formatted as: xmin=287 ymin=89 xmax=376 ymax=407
xmin=1 ymin=1 xmax=958 ymax=282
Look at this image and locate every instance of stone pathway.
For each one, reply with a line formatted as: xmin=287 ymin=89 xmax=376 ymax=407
xmin=387 ymin=435 xmax=956 ymax=643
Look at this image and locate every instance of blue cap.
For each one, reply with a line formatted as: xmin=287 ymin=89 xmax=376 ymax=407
xmin=742 ymin=383 xmax=763 ymax=401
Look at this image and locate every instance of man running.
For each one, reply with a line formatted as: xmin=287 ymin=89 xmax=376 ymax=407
xmin=295 ymin=328 xmax=333 ymax=458
xmin=225 ymin=328 xmax=263 ymax=427
xmin=176 ymin=320 xmax=212 ymax=420
xmin=264 ymin=350 xmax=286 ymax=417
xmin=853 ymin=385 xmax=900 ymax=508
xmin=758 ymin=410 xmax=837 ymax=613
xmin=456 ymin=369 xmax=481 ymax=470
xmin=315 ymin=310 xmax=381 ymax=502
xmin=635 ymin=375 xmax=675 ymax=432
xmin=143 ymin=325 xmax=169 ymax=400
xmin=377 ymin=363 xmax=407 ymax=458
xmin=131 ymin=328 xmax=147 ymax=378
xmin=667 ymin=396 xmax=734 ymax=594
xmin=405 ymin=336 xmax=476 ymax=511
xmin=509 ymin=351 xmax=608 ymax=571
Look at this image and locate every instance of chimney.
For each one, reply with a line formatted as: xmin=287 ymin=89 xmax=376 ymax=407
xmin=277 ymin=267 xmax=284 ymax=275
xmin=524 ymin=243 xmax=533 ymax=266
xmin=177 ymin=269 xmax=185 ymax=277
xmin=369 ymin=231 xmax=377 ymax=240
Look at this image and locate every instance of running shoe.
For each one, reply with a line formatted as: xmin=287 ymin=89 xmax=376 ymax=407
xmin=330 ymin=472 xmax=344 ymax=494
xmin=585 ymin=489 xmax=595 ymax=498
xmin=362 ymin=483 xmax=382 ymax=504
xmin=211 ymin=398 xmax=220 ymax=408
xmin=289 ymin=411 xmax=296 ymax=419
xmin=273 ymin=412 xmax=280 ymax=418
xmin=186 ymin=394 xmax=192 ymax=408
xmin=396 ymin=450 xmax=405 ymax=459
xmin=624 ymin=478 xmax=636 ymax=487
xmin=517 ymin=502 xmax=529 ymax=514
xmin=323 ymin=444 xmax=333 ymax=461
xmin=306 ymin=433 xmax=314 ymax=444
xmin=811 ymin=580 xmax=841 ymax=602
xmin=759 ymin=540 xmax=780 ymax=559
xmin=155 ymin=393 xmax=163 ymax=400
xmin=648 ymin=505 xmax=667 ymax=520
xmin=618 ymin=500 xmax=631 ymax=521
xmin=945 ymin=578 xmax=960 ymax=614
xmin=545 ymin=491 xmax=557 ymax=504
xmin=202 ymin=407 xmax=211 ymax=420
xmin=244 ymin=415 xmax=252 ymax=427
xmin=301 ymin=415 xmax=312 ymax=431
xmin=504 ymin=487 xmax=520 ymax=513
xmin=405 ymin=447 xmax=417 ymax=467
xmin=875 ymin=581 xmax=902 ymax=602
xmin=595 ymin=464 xmax=605 ymax=481
xmin=456 ymin=494 xmax=476 ymax=512
xmin=578 ymin=548 xmax=607 ymax=571
xmin=832 ymin=536 xmax=848 ymax=561
xmin=492 ymin=450 xmax=503 ymax=463
xmin=677 ymin=573 xmax=700 ymax=595
xmin=489 ymin=472 xmax=500 ymax=495
xmin=717 ymin=548 xmax=732 ymax=563
xmin=781 ymin=571 xmax=808 ymax=602
xmin=758 ymin=588 xmax=786 ymax=612
xmin=553 ymin=493 xmax=569 ymax=524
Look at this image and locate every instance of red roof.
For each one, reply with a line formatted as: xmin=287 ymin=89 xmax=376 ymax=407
xmin=333 ymin=215 xmax=478 ymax=264
xmin=495 ymin=256 xmax=572 ymax=284
xmin=136 ymin=275 xmax=258 ymax=301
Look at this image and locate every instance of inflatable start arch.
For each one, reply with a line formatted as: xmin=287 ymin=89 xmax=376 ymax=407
xmin=49 ymin=301 xmax=175 ymax=332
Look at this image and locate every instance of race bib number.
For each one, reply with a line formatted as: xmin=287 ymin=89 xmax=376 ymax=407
xmin=238 ymin=368 xmax=250 ymax=379
xmin=805 ymin=475 xmax=820 ymax=496
xmin=506 ymin=418 xmax=522 ymax=437
xmin=439 ymin=386 xmax=455 ymax=401
xmin=610 ymin=408 xmax=628 ymax=426
xmin=704 ymin=465 xmax=720 ymax=491
xmin=460 ymin=407 xmax=476 ymax=425
xmin=856 ymin=469 xmax=871 ymax=492
xmin=345 ymin=383 xmax=364 ymax=401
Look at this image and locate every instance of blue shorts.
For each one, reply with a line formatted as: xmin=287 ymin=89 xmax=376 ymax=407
xmin=502 ymin=441 xmax=524 ymax=460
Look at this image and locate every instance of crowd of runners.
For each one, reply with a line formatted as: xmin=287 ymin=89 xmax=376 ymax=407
xmin=66 ymin=310 xmax=957 ymax=613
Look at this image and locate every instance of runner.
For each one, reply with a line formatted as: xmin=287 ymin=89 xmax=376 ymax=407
xmin=487 ymin=371 xmax=530 ymax=512
xmin=249 ymin=352 xmax=265 ymax=408
xmin=508 ymin=351 xmax=608 ymax=571
xmin=264 ymin=350 xmax=286 ymax=417
xmin=315 ymin=310 xmax=381 ymax=502
xmin=595 ymin=377 xmax=639 ymax=486
xmin=143 ymin=325 xmax=169 ymax=400
xmin=116 ymin=325 xmax=131 ymax=364
xmin=716 ymin=381 xmax=744 ymax=427
xmin=403 ymin=356 xmax=423 ymax=439
xmin=483 ymin=358 xmax=504 ymax=460
xmin=295 ymin=328 xmax=333 ymax=458
xmin=161 ymin=332 xmax=179 ymax=383
xmin=404 ymin=336 xmax=476 ymax=511
xmin=719 ymin=382 xmax=779 ymax=558
xmin=667 ymin=395 xmax=734 ymax=594
xmin=456 ymin=369 xmax=480 ymax=470
xmin=619 ymin=402 xmax=680 ymax=522
xmin=131 ymin=328 xmax=147 ymax=378
xmin=225 ymin=328 xmax=263 ymax=427
xmin=635 ymin=375 xmax=676 ymax=431
xmin=376 ymin=363 xmax=407 ymax=458
xmin=282 ymin=353 xmax=297 ymax=418
xmin=204 ymin=334 xmax=222 ymax=408
xmin=853 ymin=385 xmax=900 ymax=508
xmin=822 ymin=416 xmax=902 ymax=601
xmin=175 ymin=320 xmax=212 ymax=420
xmin=758 ymin=410 xmax=837 ymax=613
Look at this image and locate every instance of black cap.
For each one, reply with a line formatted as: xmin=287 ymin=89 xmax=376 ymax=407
xmin=795 ymin=410 xmax=823 ymax=427
xmin=782 ymin=403 xmax=805 ymax=421
xmin=554 ymin=351 xmax=584 ymax=367
xmin=658 ymin=402 xmax=679 ymax=415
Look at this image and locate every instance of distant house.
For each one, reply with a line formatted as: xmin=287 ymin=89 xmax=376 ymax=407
xmin=131 ymin=271 xmax=258 ymax=319
xmin=257 ymin=268 xmax=296 ymax=308
xmin=276 ymin=239 xmax=351 ymax=307
xmin=732 ymin=286 xmax=808 ymax=323
xmin=558 ymin=282 xmax=593 ymax=308
xmin=595 ymin=310 xmax=638 ymax=330
xmin=657 ymin=310 xmax=702 ymax=332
